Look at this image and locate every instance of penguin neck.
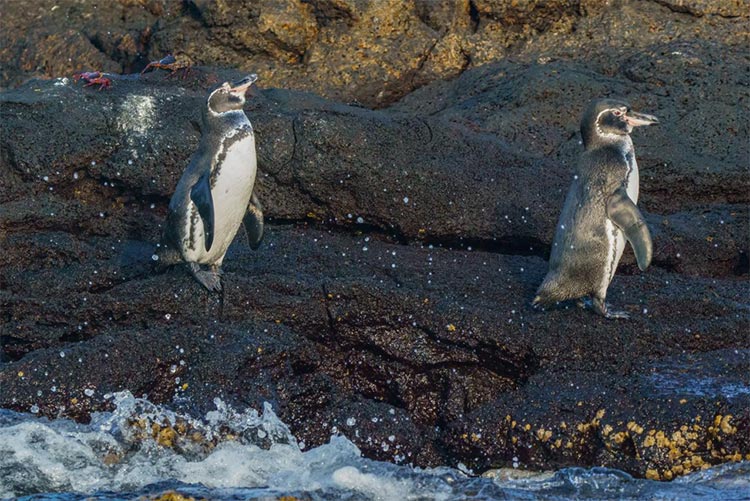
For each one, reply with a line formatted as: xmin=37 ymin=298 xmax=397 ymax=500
xmin=584 ymin=131 xmax=632 ymax=153
xmin=206 ymin=109 xmax=247 ymax=127
xmin=202 ymin=110 xmax=250 ymax=140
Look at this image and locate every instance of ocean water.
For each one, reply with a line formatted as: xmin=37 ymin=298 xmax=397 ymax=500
xmin=1 ymin=392 xmax=748 ymax=501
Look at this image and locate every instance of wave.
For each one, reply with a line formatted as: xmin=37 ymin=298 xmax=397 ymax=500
xmin=1 ymin=392 xmax=748 ymax=500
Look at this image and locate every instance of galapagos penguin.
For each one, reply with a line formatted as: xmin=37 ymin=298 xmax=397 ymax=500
xmin=533 ymin=98 xmax=659 ymax=319
xmin=160 ymin=74 xmax=264 ymax=291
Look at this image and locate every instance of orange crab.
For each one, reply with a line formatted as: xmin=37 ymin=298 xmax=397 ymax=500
xmin=73 ymin=71 xmax=112 ymax=90
xmin=140 ymin=54 xmax=193 ymax=79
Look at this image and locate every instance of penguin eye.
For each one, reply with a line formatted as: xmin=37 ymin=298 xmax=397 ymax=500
xmin=613 ymin=110 xmax=623 ymax=117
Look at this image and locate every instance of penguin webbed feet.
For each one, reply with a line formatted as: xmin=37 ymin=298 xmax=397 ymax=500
xmin=590 ymin=297 xmax=630 ymax=320
xmin=189 ymin=262 xmax=223 ymax=292
xmin=533 ymin=294 xmax=631 ymax=319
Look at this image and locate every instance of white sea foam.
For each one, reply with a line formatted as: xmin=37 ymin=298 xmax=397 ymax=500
xmin=0 ymin=392 xmax=748 ymax=500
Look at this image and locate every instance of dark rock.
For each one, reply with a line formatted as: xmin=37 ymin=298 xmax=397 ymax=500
xmin=0 ymin=63 xmax=748 ymax=479
xmin=390 ymin=42 xmax=749 ymax=276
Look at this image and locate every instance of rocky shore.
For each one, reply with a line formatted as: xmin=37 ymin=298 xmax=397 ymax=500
xmin=1 ymin=0 xmax=748 ymax=481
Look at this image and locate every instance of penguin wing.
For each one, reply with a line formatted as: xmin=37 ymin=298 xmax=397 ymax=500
xmin=606 ymin=187 xmax=653 ymax=271
xmin=189 ymin=171 xmax=215 ymax=251
xmin=243 ymin=192 xmax=264 ymax=250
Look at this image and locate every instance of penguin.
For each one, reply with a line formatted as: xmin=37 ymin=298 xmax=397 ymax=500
xmin=533 ymin=98 xmax=659 ymax=319
xmin=159 ymin=74 xmax=264 ymax=291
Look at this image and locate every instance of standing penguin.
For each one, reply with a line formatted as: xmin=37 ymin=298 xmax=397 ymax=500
xmin=160 ymin=74 xmax=264 ymax=291
xmin=533 ymin=98 xmax=659 ymax=319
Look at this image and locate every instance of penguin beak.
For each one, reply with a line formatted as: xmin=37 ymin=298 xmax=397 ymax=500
xmin=228 ymin=74 xmax=258 ymax=96
xmin=625 ymin=110 xmax=659 ymax=127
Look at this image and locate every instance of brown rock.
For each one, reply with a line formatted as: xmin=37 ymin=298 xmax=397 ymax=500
xmin=652 ymin=0 xmax=749 ymax=17
xmin=473 ymin=0 xmax=584 ymax=30
xmin=257 ymin=0 xmax=319 ymax=59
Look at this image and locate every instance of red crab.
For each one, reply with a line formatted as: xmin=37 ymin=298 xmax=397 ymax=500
xmin=73 ymin=71 xmax=112 ymax=90
xmin=140 ymin=54 xmax=192 ymax=79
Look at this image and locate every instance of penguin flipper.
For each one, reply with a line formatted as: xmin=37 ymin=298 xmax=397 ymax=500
xmin=606 ymin=188 xmax=653 ymax=271
xmin=243 ymin=192 xmax=264 ymax=250
xmin=190 ymin=172 xmax=215 ymax=251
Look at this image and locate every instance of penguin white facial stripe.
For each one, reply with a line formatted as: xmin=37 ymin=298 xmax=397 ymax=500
xmin=594 ymin=107 xmax=629 ymax=139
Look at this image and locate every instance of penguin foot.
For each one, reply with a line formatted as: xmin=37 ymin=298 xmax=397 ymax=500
xmin=591 ymin=297 xmax=630 ymax=320
xmin=604 ymin=309 xmax=631 ymax=320
xmin=189 ymin=262 xmax=222 ymax=292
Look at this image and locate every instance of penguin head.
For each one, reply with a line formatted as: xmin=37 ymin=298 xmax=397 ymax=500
xmin=206 ymin=74 xmax=258 ymax=116
xmin=581 ymin=98 xmax=659 ymax=148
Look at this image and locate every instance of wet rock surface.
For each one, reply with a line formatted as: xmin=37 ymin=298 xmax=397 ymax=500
xmin=1 ymin=60 xmax=748 ymax=479
xmin=1 ymin=0 xmax=749 ymax=482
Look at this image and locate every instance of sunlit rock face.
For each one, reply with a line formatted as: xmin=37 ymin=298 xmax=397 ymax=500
xmin=0 ymin=0 xmax=748 ymax=485
xmin=0 ymin=0 xmax=747 ymax=106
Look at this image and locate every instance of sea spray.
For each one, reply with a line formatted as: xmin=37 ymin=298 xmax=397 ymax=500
xmin=1 ymin=393 xmax=748 ymax=500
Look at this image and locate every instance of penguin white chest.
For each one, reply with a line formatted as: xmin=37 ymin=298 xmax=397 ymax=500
xmin=624 ymin=139 xmax=639 ymax=204
xmin=189 ymin=132 xmax=257 ymax=264
xmin=602 ymin=140 xmax=639 ymax=296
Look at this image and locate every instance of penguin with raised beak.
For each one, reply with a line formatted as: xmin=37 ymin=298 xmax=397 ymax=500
xmin=160 ymin=74 xmax=264 ymax=291
xmin=534 ymin=98 xmax=659 ymax=319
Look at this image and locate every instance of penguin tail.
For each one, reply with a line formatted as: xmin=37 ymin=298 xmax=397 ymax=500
xmin=532 ymin=275 xmax=562 ymax=308
xmin=152 ymin=244 xmax=183 ymax=270
xmin=531 ymin=295 xmax=544 ymax=310
xmin=531 ymin=293 xmax=550 ymax=310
